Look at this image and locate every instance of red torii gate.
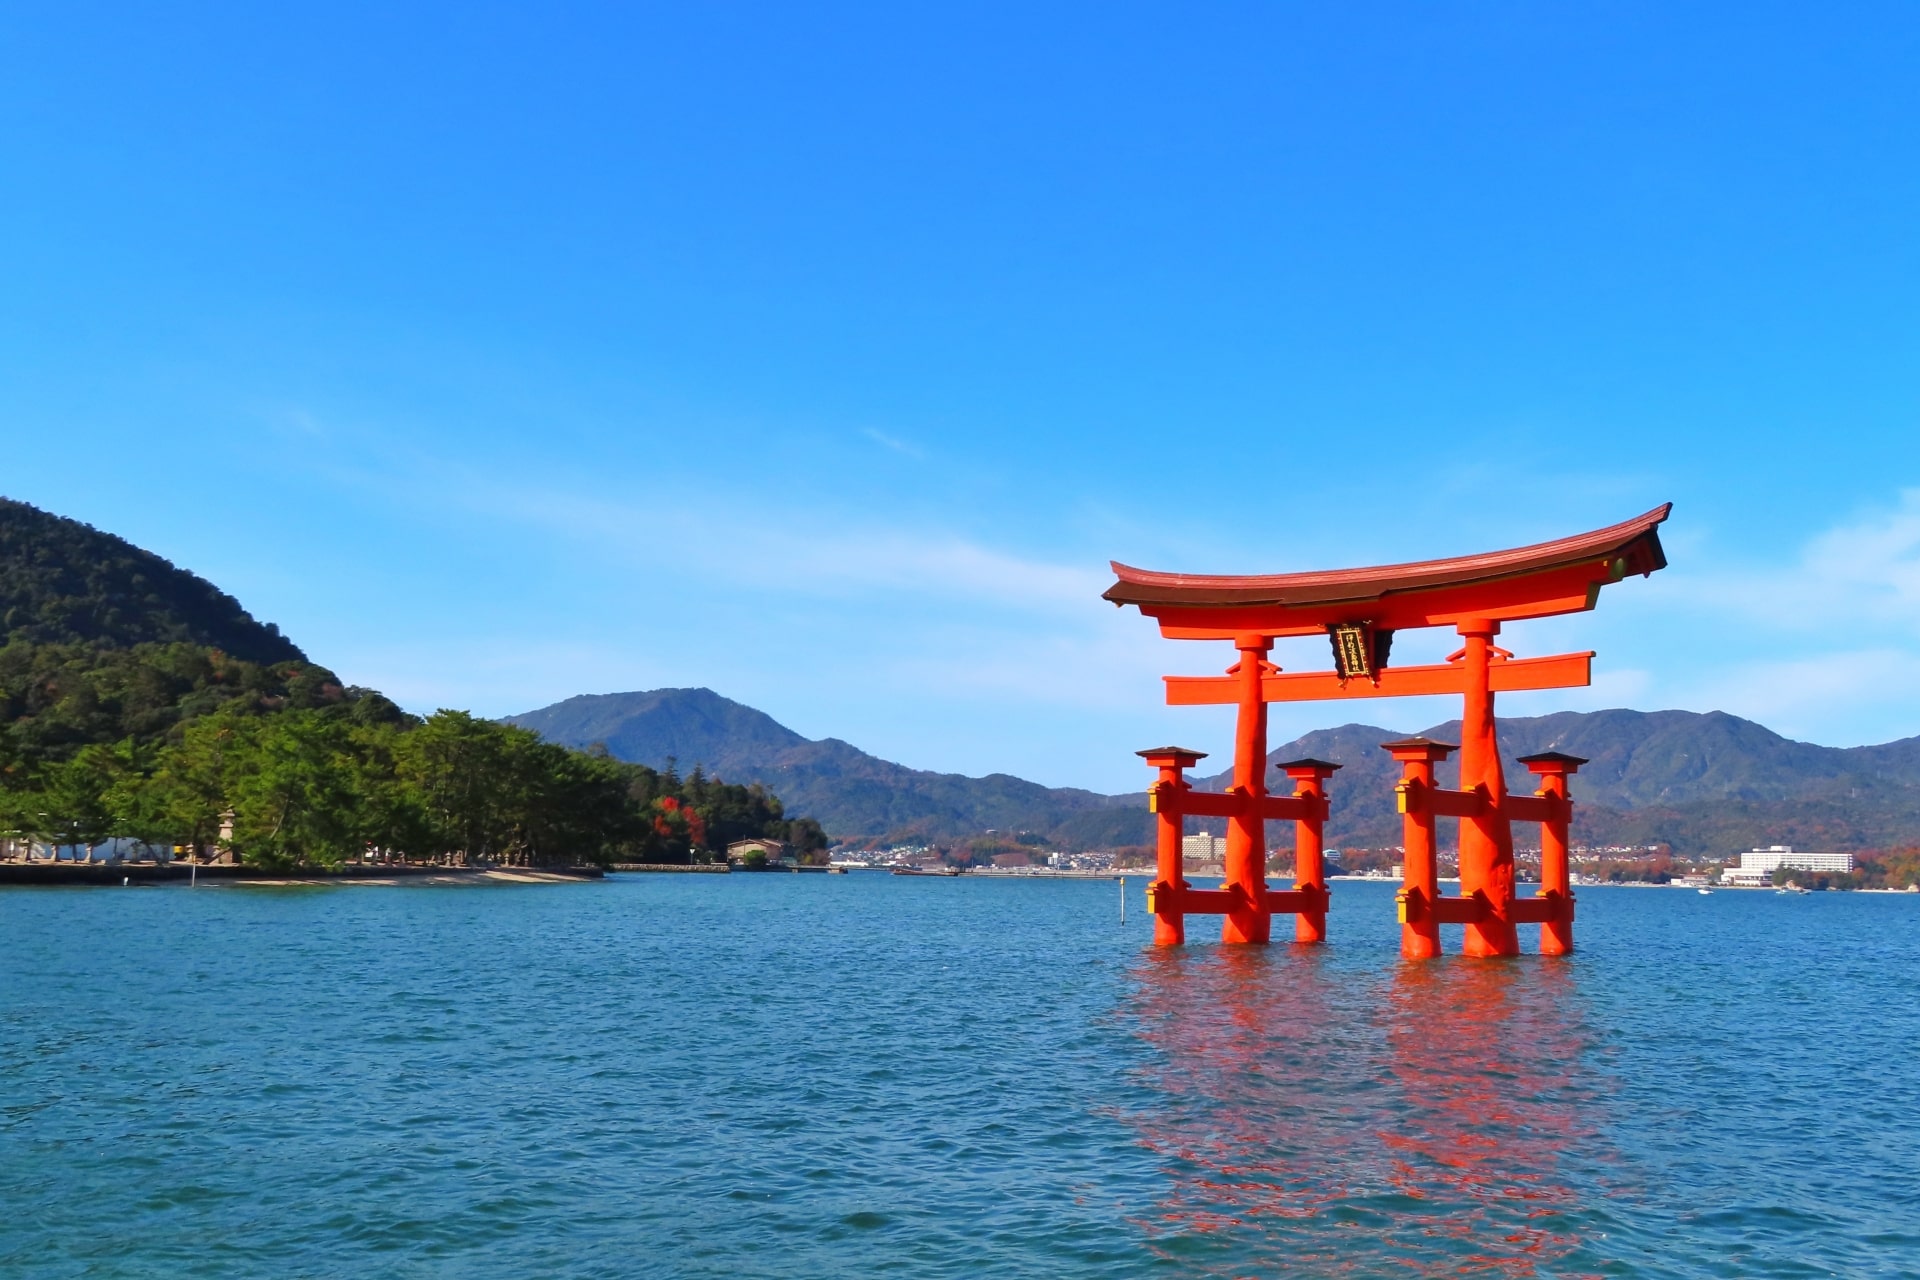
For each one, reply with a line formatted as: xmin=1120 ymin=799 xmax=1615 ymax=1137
xmin=1107 ymin=505 xmax=1670 ymax=958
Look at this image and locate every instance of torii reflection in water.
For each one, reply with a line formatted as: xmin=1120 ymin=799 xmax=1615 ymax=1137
xmin=1114 ymin=948 xmax=1616 ymax=1277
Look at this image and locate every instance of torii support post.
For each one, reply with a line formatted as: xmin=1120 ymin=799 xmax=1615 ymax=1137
xmin=1383 ymin=738 xmax=1587 ymax=958
xmin=1520 ymin=751 xmax=1586 ymax=955
xmin=1222 ymin=634 xmax=1273 ymax=945
xmin=1278 ymin=758 xmax=1339 ymax=944
xmin=1134 ymin=747 xmax=1332 ymax=945
xmin=1455 ymin=619 xmax=1518 ymax=958
xmin=1140 ymin=746 xmax=1206 ymax=946
xmin=1385 ymin=738 xmax=1454 ymax=960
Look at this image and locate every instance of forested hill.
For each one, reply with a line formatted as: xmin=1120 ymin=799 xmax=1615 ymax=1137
xmin=505 ymin=689 xmax=1136 ymax=844
xmin=0 ymin=497 xmax=302 ymax=663
xmin=0 ymin=503 xmax=817 ymax=869
xmin=0 ymin=497 xmax=381 ymax=774
xmin=509 ymin=689 xmax=1920 ymax=856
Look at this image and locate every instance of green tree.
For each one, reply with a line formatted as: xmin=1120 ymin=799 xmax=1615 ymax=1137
xmin=396 ymin=711 xmax=531 ymax=863
xmin=225 ymin=713 xmax=362 ymax=869
xmin=347 ymin=721 xmax=434 ymax=862
xmin=37 ymin=747 xmax=120 ymax=856
xmin=147 ymin=713 xmax=250 ymax=856
xmin=787 ymin=817 xmax=830 ymax=863
xmin=99 ymin=737 xmax=177 ymax=855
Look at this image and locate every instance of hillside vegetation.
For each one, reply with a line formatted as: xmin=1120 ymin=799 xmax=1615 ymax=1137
xmin=0 ymin=498 xmax=302 ymax=662
xmin=0 ymin=499 xmax=821 ymax=867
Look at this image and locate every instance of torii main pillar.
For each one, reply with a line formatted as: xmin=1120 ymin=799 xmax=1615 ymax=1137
xmin=1108 ymin=505 xmax=1671 ymax=955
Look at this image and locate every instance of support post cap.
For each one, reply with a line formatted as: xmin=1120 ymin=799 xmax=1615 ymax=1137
xmin=1518 ymin=750 xmax=1588 ymax=775
xmin=1380 ymin=736 xmax=1458 ymax=763
xmin=1275 ymin=757 xmax=1342 ymax=779
xmin=1137 ymin=746 xmax=1208 ymax=769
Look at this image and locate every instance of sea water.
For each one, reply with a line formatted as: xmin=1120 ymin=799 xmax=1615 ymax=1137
xmin=2 ymin=875 xmax=1917 ymax=1277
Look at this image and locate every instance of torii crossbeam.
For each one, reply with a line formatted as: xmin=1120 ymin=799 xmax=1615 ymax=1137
xmin=1107 ymin=505 xmax=1671 ymax=957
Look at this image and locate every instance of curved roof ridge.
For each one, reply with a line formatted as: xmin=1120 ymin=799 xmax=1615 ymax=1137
xmin=1105 ymin=504 xmax=1669 ymax=610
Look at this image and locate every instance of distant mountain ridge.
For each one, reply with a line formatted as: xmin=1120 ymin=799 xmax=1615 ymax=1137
xmin=506 ymin=689 xmax=1137 ymax=843
xmin=507 ymin=688 xmax=1920 ymax=855
xmin=1207 ymin=711 xmax=1920 ymax=854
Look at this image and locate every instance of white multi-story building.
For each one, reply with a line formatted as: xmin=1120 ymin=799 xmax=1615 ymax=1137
xmin=1720 ymin=845 xmax=1853 ymax=886
xmin=1182 ymin=832 xmax=1225 ymax=863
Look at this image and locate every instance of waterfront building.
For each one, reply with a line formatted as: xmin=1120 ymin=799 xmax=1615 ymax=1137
xmin=10 ymin=836 xmax=174 ymax=863
xmin=726 ymin=837 xmax=791 ymax=866
xmin=1182 ymin=832 xmax=1225 ymax=864
xmin=1720 ymin=845 xmax=1852 ymax=886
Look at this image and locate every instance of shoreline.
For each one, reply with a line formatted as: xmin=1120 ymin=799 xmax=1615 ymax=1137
xmin=0 ymin=862 xmax=603 ymax=887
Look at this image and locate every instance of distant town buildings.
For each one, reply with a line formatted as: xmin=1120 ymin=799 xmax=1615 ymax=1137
xmin=1720 ymin=845 xmax=1852 ymax=886
xmin=1182 ymin=832 xmax=1225 ymax=863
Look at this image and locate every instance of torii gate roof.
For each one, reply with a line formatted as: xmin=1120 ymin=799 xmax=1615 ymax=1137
xmin=1105 ymin=504 xmax=1670 ymax=638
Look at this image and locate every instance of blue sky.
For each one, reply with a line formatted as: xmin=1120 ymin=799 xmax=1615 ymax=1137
xmin=4 ymin=3 xmax=1918 ymax=791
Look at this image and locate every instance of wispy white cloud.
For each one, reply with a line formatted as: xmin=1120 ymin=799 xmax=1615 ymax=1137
xmin=1663 ymin=488 xmax=1920 ymax=634
xmin=1616 ymin=490 xmax=1920 ymax=744
xmin=1798 ymin=489 xmax=1920 ymax=630
xmin=882 ymin=614 xmax=1171 ymax=711
xmin=1676 ymin=649 xmax=1920 ymax=743
xmin=860 ymin=426 xmax=924 ymax=459
xmin=343 ymin=639 xmax=673 ymax=719
xmin=434 ymin=471 xmax=1111 ymax=616
xmin=274 ymin=414 xmax=1103 ymax=615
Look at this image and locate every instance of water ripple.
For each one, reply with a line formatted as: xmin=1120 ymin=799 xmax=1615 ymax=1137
xmin=1 ymin=877 xmax=1916 ymax=1276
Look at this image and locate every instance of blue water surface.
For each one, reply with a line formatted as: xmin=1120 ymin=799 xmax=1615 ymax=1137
xmin=2 ymin=874 xmax=1916 ymax=1278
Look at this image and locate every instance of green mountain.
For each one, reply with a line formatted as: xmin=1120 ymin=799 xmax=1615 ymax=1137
xmin=0 ymin=497 xmax=394 ymax=775
xmin=508 ymin=689 xmax=1920 ymax=856
xmin=505 ymin=689 xmax=1137 ymax=844
xmin=0 ymin=498 xmax=303 ymax=663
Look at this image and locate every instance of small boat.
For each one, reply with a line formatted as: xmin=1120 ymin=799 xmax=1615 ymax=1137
xmin=1697 ymin=888 xmax=1712 ymax=895
xmin=890 ymin=865 xmax=961 ymax=877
